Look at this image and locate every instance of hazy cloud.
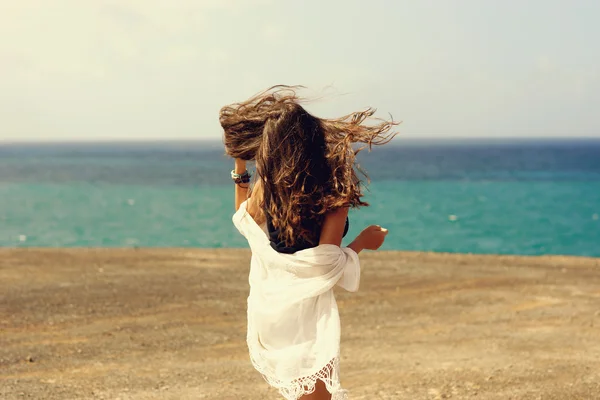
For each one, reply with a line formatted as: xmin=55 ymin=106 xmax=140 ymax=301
xmin=1 ymin=0 xmax=599 ymax=141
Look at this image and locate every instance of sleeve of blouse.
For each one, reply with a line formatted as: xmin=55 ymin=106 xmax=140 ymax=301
xmin=336 ymin=247 xmax=361 ymax=292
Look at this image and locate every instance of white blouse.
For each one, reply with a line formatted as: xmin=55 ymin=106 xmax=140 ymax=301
xmin=233 ymin=200 xmax=361 ymax=400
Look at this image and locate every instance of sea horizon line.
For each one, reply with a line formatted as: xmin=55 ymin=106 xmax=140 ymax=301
xmin=2 ymin=136 xmax=600 ymax=147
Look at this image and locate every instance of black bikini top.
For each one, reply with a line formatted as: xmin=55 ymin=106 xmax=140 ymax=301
xmin=266 ymin=213 xmax=350 ymax=254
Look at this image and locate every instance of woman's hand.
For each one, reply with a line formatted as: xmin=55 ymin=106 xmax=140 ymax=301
xmin=348 ymin=225 xmax=388 ymax=253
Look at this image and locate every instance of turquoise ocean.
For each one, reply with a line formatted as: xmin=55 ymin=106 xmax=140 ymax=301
xmin=1 ymin=140 xmax=599 ymax=256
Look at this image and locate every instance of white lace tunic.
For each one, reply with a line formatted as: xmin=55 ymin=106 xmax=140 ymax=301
xmin=233 ymin=201 xmax=361 ymax=400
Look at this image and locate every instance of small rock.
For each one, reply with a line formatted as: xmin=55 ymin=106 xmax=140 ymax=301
xmin=448 ymin=215 xmax=458 ymax=221
xmin=26 ymin=355 xmax=34 ymax=363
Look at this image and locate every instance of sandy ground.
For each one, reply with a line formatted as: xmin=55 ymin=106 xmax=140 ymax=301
xmin=1 ymin=249 xmax=599 ymax=400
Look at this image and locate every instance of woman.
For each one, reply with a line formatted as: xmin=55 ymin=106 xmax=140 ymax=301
xmin=220 ymin=86 xmax=398 ymax=399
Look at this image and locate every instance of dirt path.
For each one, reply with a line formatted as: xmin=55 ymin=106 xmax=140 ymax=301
xmin=1 ymin=249 xmax=599 ymax=399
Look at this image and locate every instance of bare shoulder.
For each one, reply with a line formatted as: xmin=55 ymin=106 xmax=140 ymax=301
xmin=319 ymin=206 xmax=349 ymax=246
xmin=326 ymin=206 xmax=349 ymax=218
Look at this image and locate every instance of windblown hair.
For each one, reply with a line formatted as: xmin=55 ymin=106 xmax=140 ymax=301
xmin=220 ymin=85 xmax=399 ymax=248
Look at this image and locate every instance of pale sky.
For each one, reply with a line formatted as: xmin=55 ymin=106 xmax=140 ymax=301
xmin=1 ymin=0 xmax=599 ymax=142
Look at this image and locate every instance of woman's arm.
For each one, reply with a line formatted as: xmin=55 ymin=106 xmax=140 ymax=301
xmin=319 ymin=207 xmax=388 ymax=254
xmin=347 ymin=235 xmax=366 ymax=254
xmin=234 ymin=159 xmax=250 ymax=211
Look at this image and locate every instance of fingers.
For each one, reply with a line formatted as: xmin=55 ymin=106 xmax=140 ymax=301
xmin=375 ymin=225 xmax=389 ymax=234
xmin=366 ymin=225 xmax=389 ymax=235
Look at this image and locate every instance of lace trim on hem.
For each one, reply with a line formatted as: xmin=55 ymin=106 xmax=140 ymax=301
xmin=249 ymin=354 xmax=348 ymax=400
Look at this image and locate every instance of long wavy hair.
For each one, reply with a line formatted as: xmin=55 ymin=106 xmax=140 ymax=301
xmin=220 ymin=85 xmax=399 ymax=248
